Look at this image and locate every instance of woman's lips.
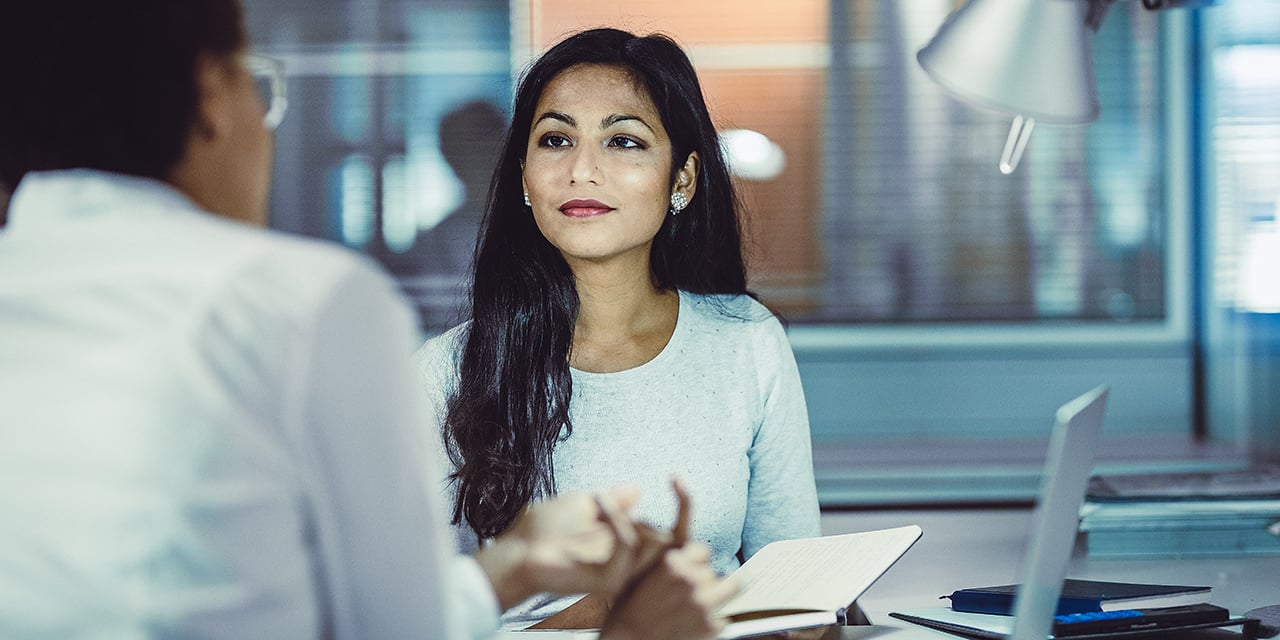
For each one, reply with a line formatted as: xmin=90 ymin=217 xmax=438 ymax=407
xmin=559 ymin=199 xmax=615 ymax=218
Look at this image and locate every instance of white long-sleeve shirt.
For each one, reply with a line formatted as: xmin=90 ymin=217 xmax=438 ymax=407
xmin=0 ymin=170 xmax=498 ymax=639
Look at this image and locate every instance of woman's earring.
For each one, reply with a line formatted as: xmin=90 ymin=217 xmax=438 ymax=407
xmin=523 ymin=191 xmax=531 ymax=207
xmin=669 ymin=191 xmax=689 ymax=216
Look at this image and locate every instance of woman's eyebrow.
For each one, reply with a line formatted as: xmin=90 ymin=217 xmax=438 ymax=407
xmin=534 ymin=111 xmax=575 ymax=127
xmin=603 ymin=113 xmax=655 ymax=133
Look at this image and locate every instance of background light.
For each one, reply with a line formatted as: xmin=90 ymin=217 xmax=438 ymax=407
xmin=721 ymin=128 xmax=786 ymax=181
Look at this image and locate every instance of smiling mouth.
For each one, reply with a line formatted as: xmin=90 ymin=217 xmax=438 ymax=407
xmin=559 ymin=199 xmax=615 ymax=219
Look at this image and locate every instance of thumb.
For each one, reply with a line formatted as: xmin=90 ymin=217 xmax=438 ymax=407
xmin=599 ymin=484 xmax=642 ymax=515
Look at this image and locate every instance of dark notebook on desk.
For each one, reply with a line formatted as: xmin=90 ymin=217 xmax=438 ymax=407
xmin=945 ymin=578 xmax=1211 ymax=616
xmin=889 ymin=386 xmax=1260 ymax=639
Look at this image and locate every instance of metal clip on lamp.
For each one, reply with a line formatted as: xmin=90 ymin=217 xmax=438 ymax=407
xmin=917 ymin=0 xmax=1099 ymax=174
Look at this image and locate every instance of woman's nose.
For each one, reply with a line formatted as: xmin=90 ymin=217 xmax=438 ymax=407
xmin=568 ymin=145 xmax=602 ymax=185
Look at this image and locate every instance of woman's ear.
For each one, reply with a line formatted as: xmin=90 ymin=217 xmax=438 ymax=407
xmin=674 ymin=151 xmax=700 ymax=202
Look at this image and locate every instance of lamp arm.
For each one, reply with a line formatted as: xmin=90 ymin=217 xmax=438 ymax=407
xmin=1086 ymin=0 xmax=1119 ymax=32
xmin=1089 ymin=0 xmax=1209 ymax=32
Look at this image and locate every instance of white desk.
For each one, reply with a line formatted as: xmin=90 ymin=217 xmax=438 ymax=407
xmin=820 ymin=508 xmax=1280 ymax=638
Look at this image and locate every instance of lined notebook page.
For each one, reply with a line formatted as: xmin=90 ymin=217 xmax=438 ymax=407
xmin=719 ymin=524 xmax=923 ymax=618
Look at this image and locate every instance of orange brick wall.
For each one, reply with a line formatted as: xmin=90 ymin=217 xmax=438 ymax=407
xmin=533 ymin=1 xmax=825 ymax=45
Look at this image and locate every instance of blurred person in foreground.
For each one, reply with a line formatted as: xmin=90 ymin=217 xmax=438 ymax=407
xmin=0 ymin=2 xmax=734 ymax=639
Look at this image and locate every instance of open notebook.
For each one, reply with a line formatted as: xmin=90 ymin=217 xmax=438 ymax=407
xmin=891 ymin=385 xmax=1110 ymax=640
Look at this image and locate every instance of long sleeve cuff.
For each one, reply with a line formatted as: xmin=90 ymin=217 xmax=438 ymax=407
xmin=450 ymin=555 xmax=501 ymax=639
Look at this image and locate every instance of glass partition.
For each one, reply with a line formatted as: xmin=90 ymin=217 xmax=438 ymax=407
xmin=241 ymin=1 xmax=1243 ymax=503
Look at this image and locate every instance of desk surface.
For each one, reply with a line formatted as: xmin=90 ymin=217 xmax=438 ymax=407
xmin=820 ymin=508 xmax=1280 ymax=638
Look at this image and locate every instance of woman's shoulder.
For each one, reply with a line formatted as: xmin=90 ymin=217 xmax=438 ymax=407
xmin=678 ymin=292 xmax=793 ymax=364
xmin=413 ymin=322 xmax=470 ymax=384
xmin=680 ymin=291 xmax=779 ymax=326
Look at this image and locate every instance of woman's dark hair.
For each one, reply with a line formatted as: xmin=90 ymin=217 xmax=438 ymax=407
xmin=447 ymin=27 xmax=750 ymax=538
xmin=0 ymin=1 xmax=245 ymax=188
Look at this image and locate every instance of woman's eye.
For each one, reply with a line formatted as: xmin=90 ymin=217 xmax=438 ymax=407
xmin=608 ymin=136 xmax=644 ymax=149
xmin=539 ymin=133 xmax=571 ymax=148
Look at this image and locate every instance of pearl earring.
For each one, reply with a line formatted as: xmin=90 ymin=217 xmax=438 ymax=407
xmin=523 ymin=192 xmax=531 ymax=207
xmin=669 ymin=191 xmax=689 ymax=216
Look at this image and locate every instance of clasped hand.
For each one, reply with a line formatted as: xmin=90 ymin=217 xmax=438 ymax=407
xmin=477 ymin=477 xmax=738 ymax=640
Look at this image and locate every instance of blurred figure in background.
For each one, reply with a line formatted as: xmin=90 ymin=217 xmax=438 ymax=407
xmin=409 ymin=99 xmax=507 ymax=328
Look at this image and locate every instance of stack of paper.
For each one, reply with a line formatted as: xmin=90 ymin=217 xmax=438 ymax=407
xmin=1080 ymin=466 xmax=1280 ymax=558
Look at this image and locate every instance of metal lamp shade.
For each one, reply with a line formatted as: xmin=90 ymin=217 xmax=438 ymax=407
xmin=917 ymin=0 xmax=1099 ymax=125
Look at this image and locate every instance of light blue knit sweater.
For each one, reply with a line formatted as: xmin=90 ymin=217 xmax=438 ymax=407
xmin=414 ymin=290 xmax=821 ymax=628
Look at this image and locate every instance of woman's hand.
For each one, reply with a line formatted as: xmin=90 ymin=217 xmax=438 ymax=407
xmin=475 ymin=483 xmax=651 ymax=609
xmin=597 ymin=477 xmax=739 ymax=639
xmin=759 ymin=626 xmax=838 ymax=640
xmin=530 ymin=477 xmax=699 ymax=628
xmin=475 ymin=474 xmax=734 ymax=639
xmin=600 ymin=542 xmax=739 ymax=640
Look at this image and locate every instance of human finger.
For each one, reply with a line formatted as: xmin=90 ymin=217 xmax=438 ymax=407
xmin=591 ymin=486 xmax=657 ymax=596
xmin=600 ymin=483 xmax=642 ymax=514
xmin=595 ymin=488 xmax=639 ymax=549
xmin=779 ymin=625 xmax=833 ymax=640
xmin=700 ymin=571 xmax=740 ymax=612
xmin=670 ymin=475 xmax=692 ymax=547
xmin=603 ymin=545 xmax=726 ymax=640
xmin=667 ymin=543 xmax=736 ymax=609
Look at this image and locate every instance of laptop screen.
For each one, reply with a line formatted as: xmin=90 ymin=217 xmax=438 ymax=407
xmin=1007 ymin=385 xmax=1110 ymax=640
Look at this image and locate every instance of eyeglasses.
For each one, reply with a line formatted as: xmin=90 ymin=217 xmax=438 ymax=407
xmin=244 ymin=54 xmax=288 ymax=131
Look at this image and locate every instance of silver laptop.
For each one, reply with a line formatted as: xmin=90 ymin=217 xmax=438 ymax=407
xmin=890 ymin=385 xmax=1109 ymax=639
xmin=1007 ymin=385 xmax=1110 ymax=640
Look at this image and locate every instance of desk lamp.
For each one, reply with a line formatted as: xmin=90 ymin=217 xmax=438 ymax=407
xmin=916 ymin=0 xmax=1098 ymax=175
xmin=917 ymin=0 xmax=1216 ymax=174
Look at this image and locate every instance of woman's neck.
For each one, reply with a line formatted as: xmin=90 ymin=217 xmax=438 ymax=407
xmin=569 ymin=259 xmax=679 ymax=374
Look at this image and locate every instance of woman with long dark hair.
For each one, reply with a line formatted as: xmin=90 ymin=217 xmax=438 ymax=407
xmin=416 ymin=27 xmax=820 ymax=627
